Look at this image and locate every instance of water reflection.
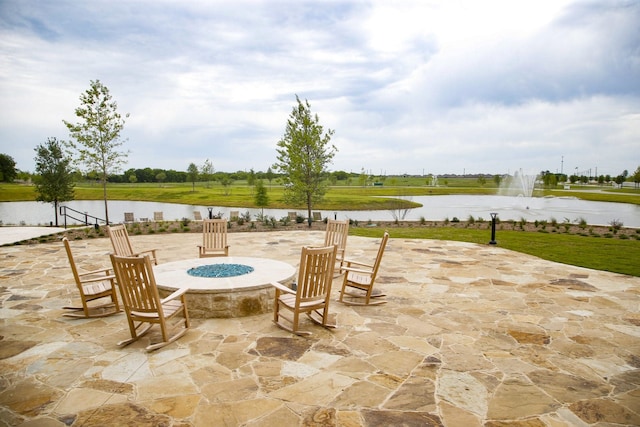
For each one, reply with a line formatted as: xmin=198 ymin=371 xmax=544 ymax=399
xmin=0 ymin=196 xmax=638 ymax=227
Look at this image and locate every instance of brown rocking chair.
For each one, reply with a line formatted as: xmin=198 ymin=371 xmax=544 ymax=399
xmin=271 ymin=245 xmax=338 ymax=335
xmin=324 ymin=219 xmax=349 ymax=272
xmin=62 ymin=237 xmax=120 ymax=318
xmin=110 ymin=254 xmax=190 ymax=351
xmin=107 ymin=224 xmax=158 ymax=265
xmin=198 ymin=218 xmax=229 ymax=257
xmin=338 ymin=232 xmax=389 ymax=306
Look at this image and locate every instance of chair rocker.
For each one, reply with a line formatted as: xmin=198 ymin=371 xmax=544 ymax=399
xmin=271 ymin=245 xmax=338 ymax=336
xmin=110 ymin=254 xmax=190 ymax=351
xmin=198 ymin=218 xmax=229 ymax=257
xmin=339 ymin=232 xmax=389 ymax=306
xmin=62 ymin=237 xmax=120 ymax=318
xmin=324 ymin=219 xmax=349 ymax=273
xmin=107 ymin=224 xmax=159 ymax=265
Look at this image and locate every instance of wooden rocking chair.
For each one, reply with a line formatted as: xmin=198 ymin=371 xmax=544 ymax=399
xmin=324 ymin=219 xmax=349 ymax=272
xmin=338 ymin=232 xmax=389 ymax=306
xmin=110 ymin=254 xmax=190 ymax=351
xmin=107 ymin=224 xmax=158 ymax=265
xmin=62 ymin=237 xmax=120 ymax=318
xmin=271 ymin=245 xmax=338 ymax=335
xmin=198 ymin=218 xmax=229 ymax=257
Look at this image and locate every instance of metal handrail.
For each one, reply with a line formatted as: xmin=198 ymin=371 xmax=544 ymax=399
xmin=59 ymin=205 xmax=107 ymax=229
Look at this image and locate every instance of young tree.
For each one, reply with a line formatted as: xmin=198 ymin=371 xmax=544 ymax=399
xmin=63 ymin=80 xmax=129 ymax=224
xmin=274 ymin=95 xmax=336 ymax=226
xmin=187 ymin=163 xmax=199 ymax=192
xmin=201 ymin=158 xmax=214 ymax=188
xmin=0 ymin=153 xmax=17 ymax=182
xmin=254 ymin=179 xmax=269 ymax=216
xmin=265 ymin=167 xmax=275 ymax=188
xmin=33 ymin=137 xmax=75 ymax=226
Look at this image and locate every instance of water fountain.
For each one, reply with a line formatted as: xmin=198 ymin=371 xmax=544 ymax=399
xmin=499 ymin=169 xmax=538 ymax=197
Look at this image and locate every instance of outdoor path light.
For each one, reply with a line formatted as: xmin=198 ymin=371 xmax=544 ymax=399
xmin=490 ymin=212 xmax=498 ymax=245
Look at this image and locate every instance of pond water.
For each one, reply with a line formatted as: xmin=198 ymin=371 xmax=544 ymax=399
xmin=0 ymin=195 xmax=638 ymax=228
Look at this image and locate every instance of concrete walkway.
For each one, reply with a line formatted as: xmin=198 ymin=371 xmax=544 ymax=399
xmin=1 ymin=231 xmax=639 ymax=426
xmin=0 ymin=226 xmax=68 ymax=246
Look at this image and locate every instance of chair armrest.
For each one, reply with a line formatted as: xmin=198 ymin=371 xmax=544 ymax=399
xmin=79 ymin=274 xmax=116 ymax=284
xmin=342 ymin=259 xmax=374 ymax=269
xmin=160 ymin=287 xmax=189 ymax=304
xmin=133 ymin=249 xmax=157 ymax=257
xmin=341 ymin=265 xmax=374 ymax=275
xmin=271 ymin=281 xmax=295 ymax=294
xmin=78 ymin=268 xmax=112 ymax=278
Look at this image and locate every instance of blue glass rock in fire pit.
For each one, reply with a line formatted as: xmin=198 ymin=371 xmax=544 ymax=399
xmin=187 ymin=264 xmax=254 ymax=278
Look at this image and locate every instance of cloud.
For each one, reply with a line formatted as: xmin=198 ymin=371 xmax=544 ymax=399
xmin=0 ymin=0 xmax=638 ymax=177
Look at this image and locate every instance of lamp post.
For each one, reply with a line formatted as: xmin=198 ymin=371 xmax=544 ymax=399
xmin=207 ymin=207 xmax=213 ymax=219
xmin=334 ymin=211 xmax=337 ymax=220
xmin=489 ymin=212 xmax=498 ymax=245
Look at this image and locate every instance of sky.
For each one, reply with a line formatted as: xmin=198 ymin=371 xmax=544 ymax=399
xmin=0 ymin=0 xmax=639 ymax=178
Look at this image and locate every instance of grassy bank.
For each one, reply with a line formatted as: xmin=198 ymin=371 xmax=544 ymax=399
xmin=351 ymin=225 xmax=640 ymax=277
xmin=2 ymin=181 xmax=639 ymax=277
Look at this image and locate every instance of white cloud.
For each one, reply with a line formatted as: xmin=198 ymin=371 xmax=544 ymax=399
xmin=0 ymin=0 xmax=638 ymax=177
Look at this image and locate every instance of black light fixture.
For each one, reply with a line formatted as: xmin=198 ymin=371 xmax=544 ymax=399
xmin=489 ymin=212 xmax=498 ymax=245
xmin=207 ymin=207 xmax=213 ymax=219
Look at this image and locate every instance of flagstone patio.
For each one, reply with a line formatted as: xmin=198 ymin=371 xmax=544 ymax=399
xmin=1 ymin=230 xmax=639 ymax=426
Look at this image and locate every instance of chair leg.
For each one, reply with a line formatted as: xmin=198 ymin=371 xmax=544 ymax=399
xmin=118 ymin=322 xmax=154 ymax=347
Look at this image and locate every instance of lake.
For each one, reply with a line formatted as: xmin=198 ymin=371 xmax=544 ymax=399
xmin=1 ymin=196 xmax=638 ymax=228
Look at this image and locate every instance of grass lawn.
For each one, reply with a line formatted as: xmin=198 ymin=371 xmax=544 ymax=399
xmin=2 ymin=181 xmax=639 ymax=276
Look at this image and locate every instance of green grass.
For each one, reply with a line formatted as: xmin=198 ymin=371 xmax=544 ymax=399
xmin=2 ymin=181 xmax=639 ymax=277
xmin=351 ymin=227 xmax=640 ymax=277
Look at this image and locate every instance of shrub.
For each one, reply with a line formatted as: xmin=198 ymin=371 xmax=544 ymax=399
xmin=467 ymin=215 xmax=475 ymax=224
xmin=577 ymin=217 xmax=588 ymax=229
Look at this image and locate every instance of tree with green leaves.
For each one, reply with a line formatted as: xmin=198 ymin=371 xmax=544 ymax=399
xmin=274 ymin=95 xmax=336 ymax=227
xmin=63 ymin=80 xmax=129 ymax=224
xmin=201 ymin=158 xmax=214 ymax=188
xmin=33 ymin=137 xmax=75 ymax=226
xmin=254 ymin=179 xmax=269 ymax=216
xmin=187 ymin=163 xmax=199 ymax=192
xmin=265 ymin=167 xmax=274 ymax=188
xmin=0 ymin=153 xmax=17 ymax=182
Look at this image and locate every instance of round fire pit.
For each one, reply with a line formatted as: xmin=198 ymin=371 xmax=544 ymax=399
xmin=154 ymin=257 xmax=295 ymax=318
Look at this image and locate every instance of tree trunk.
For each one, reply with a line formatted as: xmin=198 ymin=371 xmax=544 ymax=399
xmin=54 ymin=200 xmax=59 ymax=227
xmin=102 ymin=178 xmax=109 ymax=224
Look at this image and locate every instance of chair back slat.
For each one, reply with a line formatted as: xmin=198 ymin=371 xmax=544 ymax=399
xmin=200 ymin=219 xmax=228 ymax=256
xmin=107 ymin=224 xmax=135 ymax=257
xmin=297 ymin=245 xmax=337 ymax=304
xmin=110 ymin=254 xmax=162 ymax=317
xmin=324 ymin=219 xmax=349 ymax=259
xmin=63 ymin=237 xmax=82 ymax=289
xmin=370 ymin=232 xmax=390 ymax=282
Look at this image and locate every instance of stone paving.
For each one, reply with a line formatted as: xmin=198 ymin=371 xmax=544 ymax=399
xmin=1 ymin=230 xmax=639 ymax=426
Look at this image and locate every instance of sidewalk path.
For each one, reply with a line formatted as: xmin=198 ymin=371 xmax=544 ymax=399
xmin=0 ymin=226 xmax=68 ymax=246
